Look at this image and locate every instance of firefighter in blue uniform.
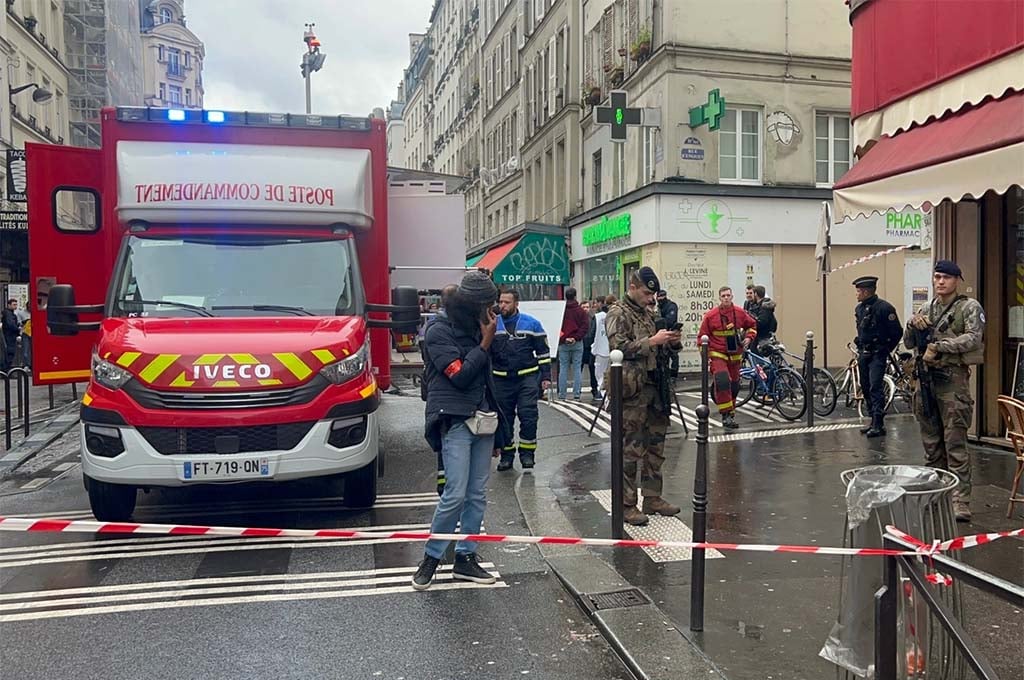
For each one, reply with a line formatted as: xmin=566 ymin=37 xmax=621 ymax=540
xmin=491 ymin=288 xmax=551 ymax=471
xmin=853 ymin=275 xmax=903 ymax=437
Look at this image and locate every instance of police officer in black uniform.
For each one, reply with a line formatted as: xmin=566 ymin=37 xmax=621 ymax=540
xmin=853 ymin=276 xmax=903 ymax=437
xmin=656 ymin=290 xmax=680 ymax=380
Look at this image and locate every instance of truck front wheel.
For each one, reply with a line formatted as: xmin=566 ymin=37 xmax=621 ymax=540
xmin=85 ymin=475 xmax=138 ymax=521
xmin=343 ymin=458 xmax=378 ymax=508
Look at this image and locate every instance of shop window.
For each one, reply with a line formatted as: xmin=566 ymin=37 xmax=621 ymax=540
xmin=720 ymin=108 xmax=762 ymax=183
xmin=815 ymin=112 xmax=852 ymax=186
xmin=592 ymin=150 xmax=602 ymax=207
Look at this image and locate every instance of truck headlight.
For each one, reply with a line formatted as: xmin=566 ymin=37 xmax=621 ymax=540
xmin=319 ymin=343 xmax=368 ymax=386
xmin=92 ymin=353 xmax=133 ymax=390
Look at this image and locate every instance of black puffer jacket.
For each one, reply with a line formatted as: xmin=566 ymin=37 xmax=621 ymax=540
xmin=422 ymin=314 xmax=501 ymax=452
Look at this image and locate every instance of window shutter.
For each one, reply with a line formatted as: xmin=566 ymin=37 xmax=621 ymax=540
xmin=583 ymin=33 xmax=592 ymax=85
xmin=548 ymin=35 xmax=557 ymax=117
xmin=505 ymin=34 xmax=512 ymax=91
xmin=518 ymin=0 xmax=526 ymax=47
xmin=527 ymin=64 xmax=535 ymax=134
xmin=601 ymin=9 xmax=613 ymax=80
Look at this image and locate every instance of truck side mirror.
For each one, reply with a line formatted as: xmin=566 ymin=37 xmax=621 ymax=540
xmin=391 ymin=286 xmax=420 ymax=334
xmin=47 ymin=284 xmax=80 ymax=336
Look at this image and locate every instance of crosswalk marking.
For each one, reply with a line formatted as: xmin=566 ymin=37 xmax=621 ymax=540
xmin=710 ymin=422 xmax=862 ymax=443
xmin=590 ymin=490 xmax=724 ymax=563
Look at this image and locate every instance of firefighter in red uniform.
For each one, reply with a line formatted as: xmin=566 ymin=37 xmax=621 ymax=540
xmin=698 ymin=286 xmax=758 ymax=430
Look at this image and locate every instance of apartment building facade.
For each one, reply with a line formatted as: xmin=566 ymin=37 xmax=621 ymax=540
xmin=140 ymin=0 xmax=205 ymax=109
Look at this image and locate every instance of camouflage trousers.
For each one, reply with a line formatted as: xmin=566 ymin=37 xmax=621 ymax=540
xmin=913 ymin=365 xmax=974 ymax=502
xmin=622 ymin=383 xmax=670 ymax=507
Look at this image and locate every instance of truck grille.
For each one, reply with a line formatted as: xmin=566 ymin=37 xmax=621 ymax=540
xmin=124 ymin=376 xmax=329 ymax=410
xmin=138 ymin=422 xmax=316 ymax=455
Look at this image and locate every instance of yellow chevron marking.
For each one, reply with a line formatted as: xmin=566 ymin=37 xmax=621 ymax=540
xmin=116 ymin=351 xmax=141 ymax=367
xmin=138 ymin=354 xmax=180 ymax=384
xmin=229 ymin=353 xmax=260 ymax=365
xmin=103 ymin=352 xmax=111 ymax=360
xmin=312 ymin=349 xmax=337 ymax=364
xmin=258 ymin=379 xmax=284 ymax=386
xmin=169 ymin=371 xmax=195 ymax=388
xmin=82 ymin=393 xmax=94 ymax=406
xmin=273 ymin=352 xmax=313 ymax=380
xmin=193 ymin=354 xmax=226 ymax=365
xmin=1017 ymin=264 xmax=1024 ymax=276
xmin=213 ymin=380 xmax=240 ymax=388
xmin=359 ymin=381 xmax=377 ymax=399
xmin=342 ymin=348 xmax=350 ymax=356
xmin=1018 ymin=292 xmax=1024 ymax=305
xmin=1017 ymin=278 xmax=1023 ymax=290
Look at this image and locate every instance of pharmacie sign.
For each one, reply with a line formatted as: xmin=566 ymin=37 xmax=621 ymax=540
xmin=884 ymin=209 xmax=927 ymax=238
xmin=582 ymin=213 xmax=632 ymax=254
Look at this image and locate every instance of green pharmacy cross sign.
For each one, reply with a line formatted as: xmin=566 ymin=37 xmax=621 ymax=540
xmin=689 ymin=89 xmax=726 ymax=131
xmin=595 ymin=90 xmax=642 ymax=143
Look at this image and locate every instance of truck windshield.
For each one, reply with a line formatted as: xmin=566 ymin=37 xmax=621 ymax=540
xmin=110 ymin=235 xmax=364 ymax=318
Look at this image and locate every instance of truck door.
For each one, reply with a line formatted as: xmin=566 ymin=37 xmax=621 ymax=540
xmin=27 ymin=143 xmax=111 ymax=385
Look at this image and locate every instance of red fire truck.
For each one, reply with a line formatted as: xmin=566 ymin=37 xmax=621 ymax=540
xmin=28 ymin=106 xmax=418 ymax=521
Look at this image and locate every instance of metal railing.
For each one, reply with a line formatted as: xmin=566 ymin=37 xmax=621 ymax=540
xmin=875 ymin=531 xmax=1024 ymax=679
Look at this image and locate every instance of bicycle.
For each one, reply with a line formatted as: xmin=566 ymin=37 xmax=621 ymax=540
xmin=735 ymin=348 xmax=808 ymax=421
xmin=886 ymin=350 xmax=915 ymax=413
xmin=758 ymin=336 xmax=838 ymax=417
xmin=833 ymin=342 xmax=895 ymax=417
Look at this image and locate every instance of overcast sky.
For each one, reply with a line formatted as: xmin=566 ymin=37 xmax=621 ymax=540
xmin=186 ymin=1 xmax=432 ymax=115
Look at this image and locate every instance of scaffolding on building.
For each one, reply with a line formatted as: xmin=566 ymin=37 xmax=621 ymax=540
xmin=64 ymin=0 xmax=145 ymax=148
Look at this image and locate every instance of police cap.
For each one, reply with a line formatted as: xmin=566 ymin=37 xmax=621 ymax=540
xmin=852 ymin=275 xmax=878 ymax=289
xmin=636 ymin=267 xmax=660 ymax=292
xmin=934 ymin=259 xmax=963 ymax=279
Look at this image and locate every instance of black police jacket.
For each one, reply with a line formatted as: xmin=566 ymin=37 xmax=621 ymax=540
xmin=421 ymin=314 xmax=501 ymax=452
xmin=855 ymin=295 xmax=902 ymax=356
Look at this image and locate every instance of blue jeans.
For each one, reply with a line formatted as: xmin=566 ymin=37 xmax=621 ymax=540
xmin=557 ymin=342 xmax=584 ymax=398
xmin=425 ymin=420 xmax=493 ymax=559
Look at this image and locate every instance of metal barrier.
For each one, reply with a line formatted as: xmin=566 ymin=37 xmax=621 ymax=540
xmin=690 ymin=335 xmax=711 ymax=631
xmin=2 ymin=367 xmax=31 ymax=450
xmin=876 ymin=530 xmax=1024 ymax=679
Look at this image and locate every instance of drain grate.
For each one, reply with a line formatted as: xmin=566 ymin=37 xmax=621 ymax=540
xmin=587 ymin=588 xmax=650 ymax=611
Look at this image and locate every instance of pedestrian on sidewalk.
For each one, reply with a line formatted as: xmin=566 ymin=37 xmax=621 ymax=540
xmin=852 ymin=276 xmax=902 ymax=438
xmin=903 ymin=260 xmax=986 ymax=522
xmin=2 ymin=299 xmax=20 ymax=371
xmin=592 ymin=295 xmax=614 ymax=398
xmin=490 ymin=288 xmax=551 ymax=472
xmin=698 ymin=287 xmax=757 ymax=430
xmin=582 ymin=301 xmax=601 ymax=400
xmin=413 ymin=271 xmax=501 ymax=590
xmin=606 ymin=267 xmax=683 ymax=526
xmin=750 ymin=285 xmax=778 ymax=353
xmin=15 ymin=305 xmax=30 ymax=370
xmin=557 ymin=287 xmax=589 ymax=400
xmin=656 ymin=290 xmax=680 ymax=380
xmin=743 ymin=284 xmax=756 ymax=313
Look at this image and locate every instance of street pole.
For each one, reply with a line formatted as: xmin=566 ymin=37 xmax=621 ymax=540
xmin=609 ymin=349 xmax=624 ymax=540
xmin=805 ymin=330 xmax=815 ymax=427
xmin=305 ymin=64 xmax=312 ymax=114
xmin=690 ymin=335 xmax=710 ymax=632
xmin=821 ymin=273 xmax=828 ymax=371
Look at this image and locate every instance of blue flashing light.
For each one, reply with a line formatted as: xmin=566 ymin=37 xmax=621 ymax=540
xmin=206 ymin=110 xmax=225 ymax=123
xmin=167 ymin=109 xmax=186 ymax=121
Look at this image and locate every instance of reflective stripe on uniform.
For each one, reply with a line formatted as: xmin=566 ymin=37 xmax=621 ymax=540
xmin=518 ymin=440 xmax=537 ymax=450
xmin=518 ymin=366 xmax=539 ymax=375
xmin=492 ymin=369 xmax=509 ymax=377
xmin=708 ymin=351 xmax=743 ymax=362
xmin=537 ymin=357 xmax=551 ymax=364
xmin=717 ymin=400 xmax=734 ymax=411
xmin=711 ymin=330 xmax=735 ymax=337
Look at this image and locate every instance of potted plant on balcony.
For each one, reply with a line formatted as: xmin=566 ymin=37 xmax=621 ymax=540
xmin=609 ymin=63 xmax=625 ymax=87
xmin=24 ymin=15 xmax=37 ymax=32
xmin=630 ymin=27 xmax=652 ymax=63
xmin=581 ymin=80 xmax=601 ymax=106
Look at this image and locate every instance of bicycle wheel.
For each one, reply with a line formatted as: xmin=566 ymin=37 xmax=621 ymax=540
xmin=856 ymin=375 xmax=897 ymax=417
xmin=773 ymin=367 xmax=808 ymax=421
xmin=835 ymin=366 xmax=854 ymax=409
xmin=735 ymin=368 xmax=755 ymax=407
xmin=811 ymin=368 xmax=838 ymax=417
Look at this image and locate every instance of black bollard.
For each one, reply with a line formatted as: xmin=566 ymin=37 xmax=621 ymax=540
xmin=609 ymin=349 xmax=624 ymax=540
xmin=16 ymin=369 xmax=29 ymax=437
xmin=691 ymin=336 xmax=711 ymax=632
xmin=48 ymin=384 xmax=54 ymax=410
xmin=805 ymin=331 xmax=815 ymax=427
xmin=3 ymin=374 xmax=11 ymax=451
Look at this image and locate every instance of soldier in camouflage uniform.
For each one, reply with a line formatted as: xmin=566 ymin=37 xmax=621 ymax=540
xmin=605 ymin=267 xmax=683 ymax=526
xmin=903 ymin=260 xmax=986 ymax=522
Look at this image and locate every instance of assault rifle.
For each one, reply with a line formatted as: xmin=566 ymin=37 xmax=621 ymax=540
xmin=910 ymin=327 xmax=937 ymax=420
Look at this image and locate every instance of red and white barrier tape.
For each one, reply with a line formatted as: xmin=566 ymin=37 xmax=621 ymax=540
xmin=829 ymin=244 xmax=917 ymax=274
xmin=0 ymin=516 xmax=1020 ymax=558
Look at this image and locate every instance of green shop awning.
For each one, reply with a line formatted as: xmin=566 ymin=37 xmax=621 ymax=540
xmin=488 ymin=233 xmax=570 ymax=286
xmin=465 ymin=252 xmax=485 ymax=267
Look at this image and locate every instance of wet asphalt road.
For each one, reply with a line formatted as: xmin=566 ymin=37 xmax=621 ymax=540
xmin=0 ymin=392 xmax=628 ymax=680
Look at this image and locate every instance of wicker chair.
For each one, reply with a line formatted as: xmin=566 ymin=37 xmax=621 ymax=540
xmin=996 ymin=395 xmax=1024 ymax=518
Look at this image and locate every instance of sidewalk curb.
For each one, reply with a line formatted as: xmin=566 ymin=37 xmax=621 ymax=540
xmin=0 ymin=402 xmax=80 ymax=479
xmin=515 ymin=461 xmax=727 ymax=680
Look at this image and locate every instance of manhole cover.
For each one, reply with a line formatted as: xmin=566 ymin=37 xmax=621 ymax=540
xmin=587 ymin=588 xmax=650 ymax=611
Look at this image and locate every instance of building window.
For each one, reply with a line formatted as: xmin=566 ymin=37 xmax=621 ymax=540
xmin=168 ymin=85 xmax=182 ymax=105
xmin=159 ymin=82 xmax=166 ymax=101
xmin=185 ymin=89 xmax=192 ymax=106
xmin=815 ymin=112 xmax=851 ymax=186
xmin=168 ymin=49 xmax=183 ymax=76
xmin=512 ymin=199 xmax=519 ymax=225
xmin=592 ymin=150 xmax=602 ymax=206
xmin=160 ymin=7 xmax=172 ymax=24
xmin=719 ymin=108 xmax=762 ymax=183
xmin=185 ymin=52 xmax=191 ymax=68
xmin=158 ymin=45 xmax=165 ymax=62
xmin=615 ymin=144 xmax=625 ymax=197
xmin=642 ymin=127 xmax=657 ymax=185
